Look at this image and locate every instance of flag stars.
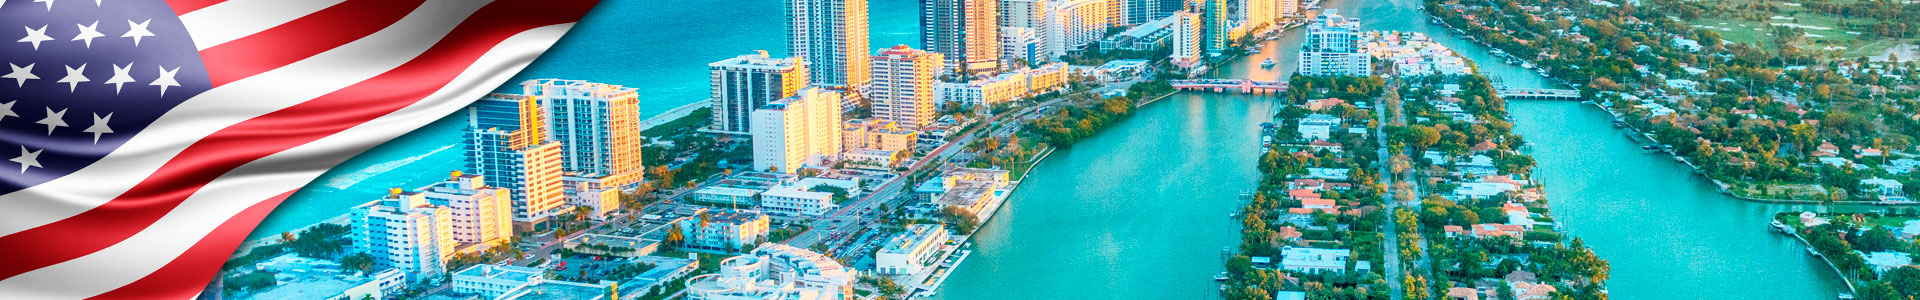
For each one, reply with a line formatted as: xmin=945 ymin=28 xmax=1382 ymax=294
xmin=12 ymin=147 xmax=43 ymax=174
xmin=38 ymin=107 xmax=67 ymax=135
xmin=57 ymin=64 xmax=88 ymax=93
xmin=84 ymin=113 xmax=112 ymax=144
xmin=19 ymin=25 xmax=53 ymax=50
xmin=152 ymin=66 xmax=180 ymax=97
xmin=105 ymin=63 xmax=134 ymax=94
xmin=122 ymin=19 xmax=155 ymax=47
xmin=33 ymin=0 xmax=55 ymax=11
xmin=72 ymin=21 xmax=105 ymax=49
xmin=0 ymin=101 xmax=17 ymax=122
xmin=3 ymin=63 xmax=36 ymax=87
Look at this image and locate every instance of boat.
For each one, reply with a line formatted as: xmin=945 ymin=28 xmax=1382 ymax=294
xmin=1260 ymin=58 xmax=1275 ymax=68
xmin=1807 ymin=247 xmax=1822 ymax=256
xmin=1214 ymin=272 xmax=1230 ymax=282
xmin=1770 ymin=220 xmax=1790 ymax=233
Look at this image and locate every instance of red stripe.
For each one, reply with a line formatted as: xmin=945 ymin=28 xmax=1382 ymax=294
xmin=88 ymin=191 xmax=294 ymax=300
xmin=0 ymin=0 xmax=597 ymax=283
xmin=164 ymin=0 xmax=227 ymax=15
xmin=197 ymin=0 xmax=426 ymax=87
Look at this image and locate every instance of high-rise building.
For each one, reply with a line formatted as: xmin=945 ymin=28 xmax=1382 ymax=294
xmin=787 ymin=0 xmax=872 ymax=93
xmin=1278 ymin=0 xmax=1299 ymax=17
xmin=869 ymin=45 xmax=944 ymax=128
xmin=1043 ymin=0 xmax=1119 ymax=59
xmin=923 ymin=0 xmax=1001 ymax=73
xmin=351 ymin=190 xmax=457 ymax=283
xmin=1298 ymin=9 xmax=1370 ymax=76
xmin=1242 ymin=0 xmax=1274 ymax=30
xmin=709 ymin=51 xmax=808 ymax=134
xmin=520 ymin=79 xmax=645 ymax=189
xmin=415 ymin=171 xmax=514 ymax=249
xmin=1169 ymin=10 xmax=1205 ymax=67
xmin=752 ymin=87 xmax=846 ymax=173
xmin=1202 ymin=0 xmax=1229 ymax=54
xmin=1121 ymin=0 xmax=1171 ymax=26
xmin=1000 ymin=26 xmax=1041 ymax=66
xmin=467 ymin=95 xmax=566 ymax=232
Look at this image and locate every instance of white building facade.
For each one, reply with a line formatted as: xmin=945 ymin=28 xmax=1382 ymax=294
xmin=752 ymin=88 xmax=846 ymax=174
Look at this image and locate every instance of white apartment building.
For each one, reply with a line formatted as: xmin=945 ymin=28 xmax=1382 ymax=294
xmin=1044 ymin=0 xmax=1119 ymax=59
xmin=710 ymin=51 xmax=808 ymax=134
xmin=414 ymin=171 xmax=514 ymax=249
xmin=1297 ymin=9 xmax=1370 ymax=76
xmin=351 ymin=191 xmax=457 ymax=283
xmin=869 ymin=45 xmax=944 ymax=128
xmin=759 ymin=177 xmax=859 ymax=216
xmin=685 ymin=244 xmax=855 ymax=300
xmin=932 ymin=62 xmax=1070 ymax=106
xmin=675 ymin=209 xmax=772 ymax=253
xmin=451 ymin=264 xmax=544 ymax=298
xmin=875 ymin=224 xmax=951 ymax=275
xmin=1000 ymin=26 xmax=1042 ymax=66
xmin=752 ymin=88 xmax=845 ymax=174
xmin=787 ymin=0 xmax=871 ymax=91
xmin=1170 ymin=10 xmax=1204 ymax=67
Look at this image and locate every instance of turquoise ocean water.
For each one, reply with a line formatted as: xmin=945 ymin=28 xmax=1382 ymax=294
xmin=248 ymin=0 xmax=921 ymax=239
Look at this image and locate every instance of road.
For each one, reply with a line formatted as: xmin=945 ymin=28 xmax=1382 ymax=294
xmin=1376 ymin=86 xmax=1405 ymax=300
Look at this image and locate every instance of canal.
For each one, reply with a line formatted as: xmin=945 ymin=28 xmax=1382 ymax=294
xmin=938 ymin=0 xmax=1858 ymax=299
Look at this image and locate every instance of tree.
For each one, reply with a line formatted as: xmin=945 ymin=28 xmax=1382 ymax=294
xmin=340 ymin=253 xmax=375 ymax=275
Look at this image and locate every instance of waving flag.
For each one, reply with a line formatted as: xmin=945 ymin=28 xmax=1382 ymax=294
xmin=0 ymin=0 xmax=598 ymax=298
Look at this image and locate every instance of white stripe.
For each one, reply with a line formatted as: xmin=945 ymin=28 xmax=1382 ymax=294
xmin=0 ymin=24 xmax=573 ymax=299
xmin=0 ymin=0 xmax=491 ymax=237
xmin=179 ymin=0 xmax=352 ymax=50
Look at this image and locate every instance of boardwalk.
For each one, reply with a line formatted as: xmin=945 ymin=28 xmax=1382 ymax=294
xmin=1171 ymin=79 xmax=1287 ymax=94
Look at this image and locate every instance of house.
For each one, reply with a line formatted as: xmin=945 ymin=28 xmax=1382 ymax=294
xmin=1469 ymin=224 xmax=1526 ymax=239
xmin=1305 ymin=98 xmax=1346 ymax=111
xmin=1453 ymin=182 xmax=1518 ymax=199
xmin=1289 ymin=179 xmax=1352 ymax=191
xmin=1813 ymin=142 xmax=1840 ymax=157
xmin=1862 ymin=178 xmax=1906 ymax=201
xmin=1306 ymin=167 xmax=1351 ymax=181
xmin=1447 ymin=287 xmax=1480 ymax=300
xmin=1309 ymin=140 xmax=1345 ymax=153
xmin=1280 ymin=246 xmax=1366 ymax=274
xmin=1510 ymin=282 xmax=1558 ymax=300
xmin=1298 ymin=114 xmax=1342 ymax=140
xmin=1863 ymin=251 xmax=1914 ymax=273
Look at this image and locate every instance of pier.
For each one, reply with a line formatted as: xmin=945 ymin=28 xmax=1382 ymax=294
xmin=1171 ymin=79 xmax=1287 ymax=94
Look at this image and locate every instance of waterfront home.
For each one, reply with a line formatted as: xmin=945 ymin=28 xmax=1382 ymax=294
xmin=1466 ymin=224 xmax=1526 ymax=239
xmin=1304 ymin=167 xmax=1351 ymax=181
xmin=1280 ymin=246 xmax=1365 ymax=274
xmin=1288 ymin=179 xmax=1352 ymax=191
xmin=1886 ymin=158 xmax=1920 ymax=174
xmin=1446 ymin=287 xmax=1480 ymax=300
xmin=1863 ymin=251 xmax=1914 ymax=273
xmin=1861 ymin=178 xmax=1907 ymax=201
xmin=1452 ymin=182 xmax=1518 ymax=199
xmin=1251 ymin=256 xmax=1274 ymax=269
xmin=1303 ymin=98 xmax=1346 ymax=111
xmin=1510 ymin=282 xmax=1557 ymax=300
xmin=1290 ymin=198 xmax=1340 ymax=214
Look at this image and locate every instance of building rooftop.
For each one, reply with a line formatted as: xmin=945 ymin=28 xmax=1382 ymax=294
xmin=500 ymin=280 xmax=613 ymax=300
xmin=880 ymin=224 xmax=948 ymax=255
xmin=453 ymin=264 xmax=543 ymax=282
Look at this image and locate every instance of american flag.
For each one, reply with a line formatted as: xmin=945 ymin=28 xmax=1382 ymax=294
xmin=0 ymin=0 xmax=598 ymax=298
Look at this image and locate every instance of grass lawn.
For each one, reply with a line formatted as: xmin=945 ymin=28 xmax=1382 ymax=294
xmin=1736 ymin=182 xmax=1829 ymax=200
xmin=1862 ymin=216 xmax=1918 ymax=229
xmin=1682 ymin=0 xmax=1907 ymax=58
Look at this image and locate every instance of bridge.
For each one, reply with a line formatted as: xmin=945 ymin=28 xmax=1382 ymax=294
xmin=1171 ymin=79 xmax=1287 ymax=94
xmin=1496 ymin=87 xmax=1581 ymax=100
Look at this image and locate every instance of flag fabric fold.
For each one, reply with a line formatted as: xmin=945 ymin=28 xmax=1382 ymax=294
xmin=0 ymin=0 xmax=600 ymax=298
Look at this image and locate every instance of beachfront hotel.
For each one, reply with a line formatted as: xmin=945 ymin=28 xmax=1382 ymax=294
xmin=466 ymin=94 xmax=568 ymax=232
xmin=787 ymin=0 xmax=872 ymax=99
xmin=349 ymin=190 xmax=458 ymax=283
xmin=709 ymin=51 xmax=809 ymax=135
xmin=413 ymin=171 xmax=515 ymax=249
xmin=870 ymin=45 xmax=944 ymax=128
xmin=875 ymin=224 xmax=951 ymax=275
xmin=1297 ymin=9 xmax=1371 ymax=76
xmin=753 ymin=87 xmax=846 ymax=174
xmin=1044 ymin=0 xmax=1120 ymax=59
xmin=920 ymin=0 xmax=1000 ymax=73
xmin=519 ymin=79 xmax=647 ymax=190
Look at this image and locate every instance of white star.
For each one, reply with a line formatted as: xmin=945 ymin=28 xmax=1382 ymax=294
xmin=19 ymin=25 xmax=53 ymax=50
xmin=151 ymin=65 xmax=180 ymax=97
xmin=72 ymin=21 xmax=105 ymax=49
xmin=11 ymin=147 xmax=43 ymax=174
xmin=33 ymin=0 xmax=54 ymax=11
xmin=84 ymin=113 xmax=112 ymax=144
xmin=0 ymin=101 xmax=17 ymax=122
xmin=57 ymin=64 xmax=87 ymax=93
xmin=2 ymin=63 xmax=36 ymax=87
xmin=122 ymin=19 xmax=154 ymax=47
xmin=105 ymin=63 xmax=134 ymax=94
xmin=37 ymin=107 xmax=67 ymax=135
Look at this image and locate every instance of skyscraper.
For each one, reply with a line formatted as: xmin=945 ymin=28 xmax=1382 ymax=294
xmin=466 ymin=94 xmax=566 ymax=232
xmin=788 ymin=0 xmax=872 ymax=93
xmin=709 ymin=51 xmax=808 ymax=134
xmin=351 ymin=190 xmax=456 ymax=283
xmin=1121 ymin=0 xmax=1171 ymax=26
xmin=520 ymin=79 xmax=646 ymax=189
xmin=1243 ymin=0 xmax=1274 ymax=29
xmin=870 ymin=45 xmax=944 ymax=128
xmin=922 ymin=0 xmax=1001 ymax=73
xmin=1298 ymin=9 xmax=1370 ymax=76
xmin=1170 ymin=9 xmax=1204 ymax=67
xmin=752 ymin=88 xmax=846 ymax=174
xmin=1202 ymin=0 xmax=1229 ymax=54
xmin=1044 ymin=0 xmax=1119 ymax=59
